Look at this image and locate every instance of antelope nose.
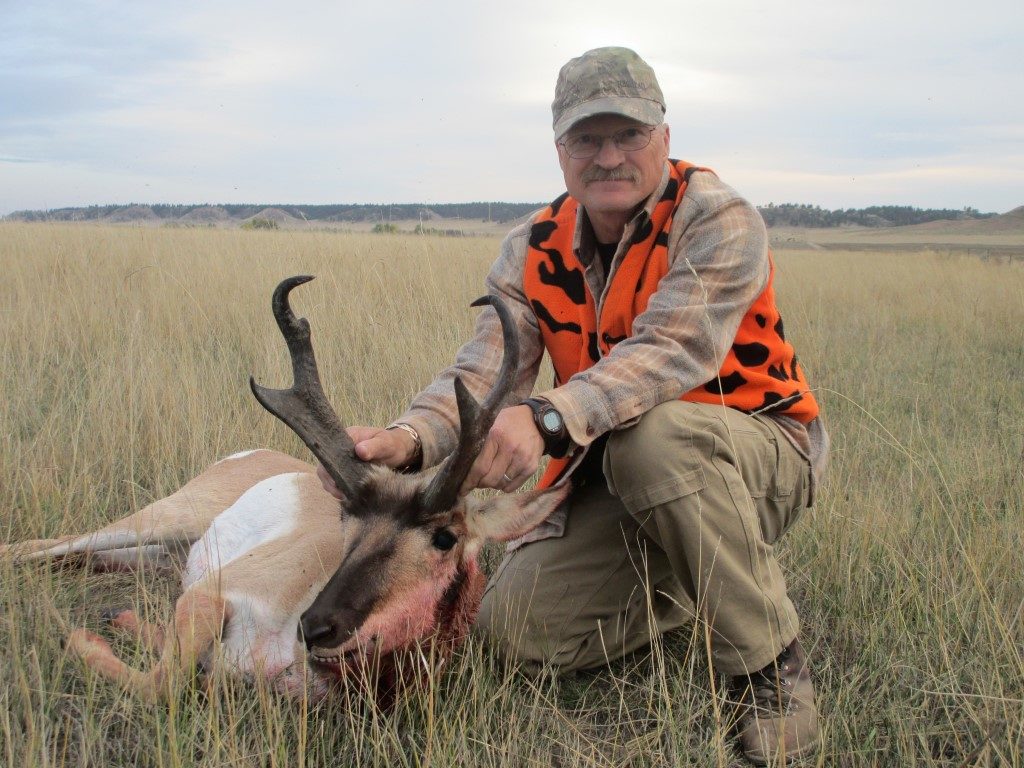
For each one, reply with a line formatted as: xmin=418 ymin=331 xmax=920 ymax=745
xmin=299 ymin=618 xmax=335 ymax=648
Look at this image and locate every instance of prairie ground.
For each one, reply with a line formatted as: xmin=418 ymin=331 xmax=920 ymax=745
xmin=1 ymin=223 xmax=1022 ymax=767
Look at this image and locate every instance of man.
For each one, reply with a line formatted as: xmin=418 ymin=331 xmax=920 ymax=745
xmin=326 ymin=47 xmax=829 ymax=764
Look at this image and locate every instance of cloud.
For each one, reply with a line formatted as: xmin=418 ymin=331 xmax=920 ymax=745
xmin=734 ymin=156 xmax=1024 ymax=213
xmin=1 ymin=0 xmax=1022 ymax=214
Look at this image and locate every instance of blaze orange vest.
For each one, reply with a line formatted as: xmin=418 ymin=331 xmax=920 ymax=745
xmin=524 ymin=159 xmax=819 ymax=488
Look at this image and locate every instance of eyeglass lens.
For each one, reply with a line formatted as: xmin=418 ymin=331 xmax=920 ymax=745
xmin=562 ymin=127 xmax=654 ymax=159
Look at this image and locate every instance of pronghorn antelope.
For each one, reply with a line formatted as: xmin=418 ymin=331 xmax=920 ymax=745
xmin=2 ymin=275 xmax=568 ymax=703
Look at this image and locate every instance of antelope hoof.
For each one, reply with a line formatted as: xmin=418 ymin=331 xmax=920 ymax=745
xmin=100 ymin=607 xmax=132 ymax=624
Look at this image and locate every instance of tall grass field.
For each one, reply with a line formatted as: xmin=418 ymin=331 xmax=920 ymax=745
xmin=1 ymin=223 xmax=1022 ymax=767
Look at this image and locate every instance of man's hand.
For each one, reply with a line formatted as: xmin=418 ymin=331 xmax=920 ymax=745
xmin=461 ymin=404 xmax=545 ymax=495
xmin=317 ymin=426 xmax=418 ymax=499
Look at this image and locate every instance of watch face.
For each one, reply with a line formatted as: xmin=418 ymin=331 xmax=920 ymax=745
xmin=541 ymin=410 xmax=562 ymax=433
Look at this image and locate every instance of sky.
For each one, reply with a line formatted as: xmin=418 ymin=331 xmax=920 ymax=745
xmin=1 ymin=0 xmax=1021 ymax=216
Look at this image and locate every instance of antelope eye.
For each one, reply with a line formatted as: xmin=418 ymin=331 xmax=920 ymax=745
xmin=431 ymin=529 xmax=458 ymax=551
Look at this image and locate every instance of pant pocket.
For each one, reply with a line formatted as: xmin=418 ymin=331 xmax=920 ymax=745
xmin=769 ymin=433 xmax=801 ymax=501
xmin=728 ymin=428 xmax=774 ymax=500
xmin=612 ymin=465 xmax=708 ymax=514
xmin=757 ymin=442 xmax=810 ymax=543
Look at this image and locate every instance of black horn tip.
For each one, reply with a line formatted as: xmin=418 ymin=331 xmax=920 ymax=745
xmin=249 ymin=375 xmax=277 ymax=413
xmin=471 ymin=294 xmax=512 ymax=321
xmin=271 ymin=275 xmax=315 ymax=332
xmin=453 ymin=375 xmax=480 ymax=412
xmin=272 ymin=274 xmax=315 ymax=305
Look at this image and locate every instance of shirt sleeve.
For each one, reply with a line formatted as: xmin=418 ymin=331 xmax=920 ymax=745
xmin=395 ymin=221 xmax=546 ymax=468
xmin=538 ymin=177 xmax=771 ymax=447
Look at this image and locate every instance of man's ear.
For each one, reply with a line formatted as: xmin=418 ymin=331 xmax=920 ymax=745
xmin=466 ymin=483 xmax=571 ymax=542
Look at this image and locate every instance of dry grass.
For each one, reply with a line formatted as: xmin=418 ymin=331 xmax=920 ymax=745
xmin=1 ymin=223 xmax=1022 ymax=767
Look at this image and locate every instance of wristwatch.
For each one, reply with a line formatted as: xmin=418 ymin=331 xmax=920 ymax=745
xmin=522 ymin=398 xmax=570 ymax=458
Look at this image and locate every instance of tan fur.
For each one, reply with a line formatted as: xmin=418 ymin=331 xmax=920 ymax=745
xmin=1 ymin=449 xmax=313 ymax=562
xmin=108 ymin=610 xmax=167 ymax=653
xmin=206 ymin=474 xmax=345 ymax=607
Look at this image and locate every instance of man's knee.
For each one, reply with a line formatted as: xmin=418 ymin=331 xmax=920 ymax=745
xmin=605 ymin=399 xmax=810 ymax=550
xmin=475 ymin=572 xmax=534 ymax=651
xmin=604 ymin=400 xmax=718 ymax=510
xmin=476 ymin=564 xmax=581 ymax=669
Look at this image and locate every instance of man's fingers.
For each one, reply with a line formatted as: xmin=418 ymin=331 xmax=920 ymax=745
xmin=461 ymin=440 xmax=498 ymax=494
xmin=478 ymin=457 xmax=516 ymax=491
xmin=353 ymin=433 xmax=388 ymax=461
xmin=502 ymin=466 xmax=534 ymax=493
xmin=319 ymin=426 xmax=405 ymax=495
xmin=346 ymin=426 xmax=389 ymax=462
xmin=483 ymin=456 xmax=534 ymax=492
xmin=461 ymin=405 xmax=547 ymax=493
xmin=355 ymin=432 xmax=410 ymax=465
xmin=477 ymin=447 xmax=537 ymax=491
xmin=344 ymin=426 xmax=414 ymax=468
xmin=495 ymin=447 xmax=539 ymax=492
xmin=346 ymin=426 xmax=382 ymax=444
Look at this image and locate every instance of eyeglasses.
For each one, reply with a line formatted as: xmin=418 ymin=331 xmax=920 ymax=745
xmin=558 ymin=125 xmax=658 ymax=160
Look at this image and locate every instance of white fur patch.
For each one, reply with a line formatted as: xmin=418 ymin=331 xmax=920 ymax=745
xmin=218 ymin=573 xmax=332 ymax=685
xmin=214 ymin=449 xmax=263 ymax=465
xmin=220 ymin=593 xmax=298 ymax=675
xmin=184 ymin=473 xmax=303 ymax=587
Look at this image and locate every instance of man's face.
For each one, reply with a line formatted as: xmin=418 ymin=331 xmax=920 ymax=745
xmin=556 ymin=114 xmax=670 ymax=223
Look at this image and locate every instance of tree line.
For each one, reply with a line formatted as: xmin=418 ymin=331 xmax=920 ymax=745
xmin=7 ymin=202 xmax=999 ymax=228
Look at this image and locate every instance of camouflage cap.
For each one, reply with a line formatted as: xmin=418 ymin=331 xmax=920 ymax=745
xmin=552 ymin=47 xmax=666 ymax=138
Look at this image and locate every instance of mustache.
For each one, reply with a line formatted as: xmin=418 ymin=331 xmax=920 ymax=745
xmin=581 ymin=166 xmax=640 ymax=184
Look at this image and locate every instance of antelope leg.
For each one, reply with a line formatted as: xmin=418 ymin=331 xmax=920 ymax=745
xmin=103 ymin=608 xmax=168 ymax=655
xmin=5 ymin=525 xmax=183 ymax=565
xmin=88 ymin=545 xmax=175 ymax=574
xmin=0 ymin=537 xmax=81 ymax=559
xmin=67 ymin=589 xmax=231 ymax=704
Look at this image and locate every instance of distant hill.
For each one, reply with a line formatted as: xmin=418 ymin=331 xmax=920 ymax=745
xmin=102 ymin=205 xmax=160 ymax=223
xmin=244 ymin=207 xmax=302 ymax=226
xmin=767 ymin=204 xmax=1024 ymax=256
xmin=3 ymin=202 xmax=546 ymax=226
xmin=757 ymin=203 xmax=999 ymax=228
xmin=179 ymin=205 xmax=231 ymax=223
xmin=3 ymin=201 xmax=1015 ymax=231
xmin=882 ymin=207 xmax=1024 ymax=236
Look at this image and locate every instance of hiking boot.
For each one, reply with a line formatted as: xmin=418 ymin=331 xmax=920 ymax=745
xmin=732 ymin=639 xmax=819 ymax=764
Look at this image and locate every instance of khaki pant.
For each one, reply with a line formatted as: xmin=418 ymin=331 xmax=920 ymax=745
xmin=476 ymin=400 xmax=811 ymax=677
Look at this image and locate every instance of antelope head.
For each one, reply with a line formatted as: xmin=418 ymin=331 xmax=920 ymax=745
xmin=250 ymin=276 xmax=567 ymax=666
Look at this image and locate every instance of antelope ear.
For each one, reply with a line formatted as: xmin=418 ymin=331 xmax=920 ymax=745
xmin=465 ymin=483 xmax=571 ymax=542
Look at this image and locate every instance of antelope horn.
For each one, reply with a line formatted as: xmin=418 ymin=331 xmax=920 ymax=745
xmin=249 ymin=275 xmax=367 ymax=499
xmin=421 ymin=295 xmax=520 ymax=511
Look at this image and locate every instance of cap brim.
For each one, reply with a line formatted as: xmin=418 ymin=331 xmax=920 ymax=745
xmin=553 ymin=96 xmax=665 ymax=138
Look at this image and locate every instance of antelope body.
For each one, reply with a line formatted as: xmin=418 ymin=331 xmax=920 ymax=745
xmin=3 ymin=277 xmax=567 ymax=703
